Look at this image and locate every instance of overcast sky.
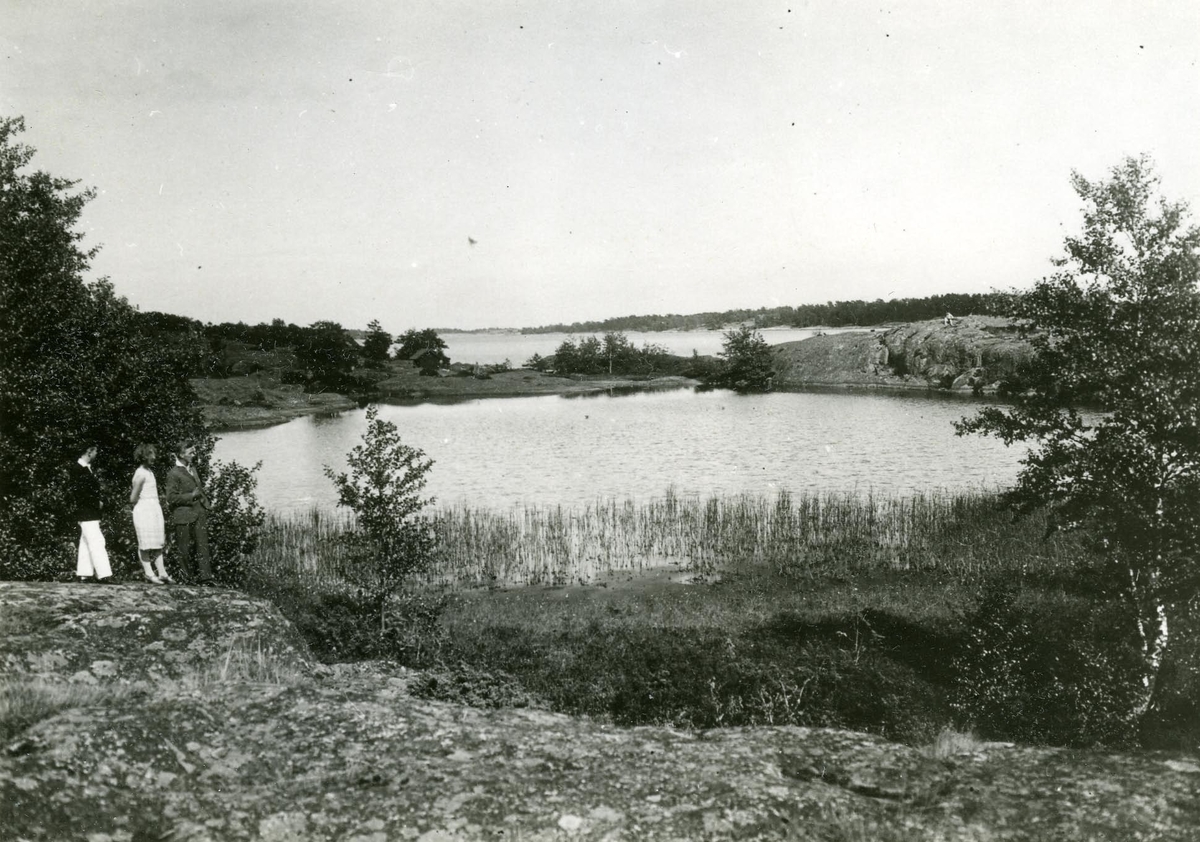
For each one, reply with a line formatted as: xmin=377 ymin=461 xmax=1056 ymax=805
xmin=4 ymin=1 xmax=1198 ymax=331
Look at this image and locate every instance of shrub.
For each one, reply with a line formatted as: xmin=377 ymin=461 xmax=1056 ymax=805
xmin=323 ymin=405 xmax=439 ymax=631
xmin=206 ymin=459 xmax=266 ymax=585
xmin=524 ymin=352 xmax=550 ymax=372
xmin=409 ymin=661 xmax=543 ymax=709
xmin=952 ymin=580 xmax=1141 ymax=747
xmin=714 ymin=326 xmax=775 ymax=392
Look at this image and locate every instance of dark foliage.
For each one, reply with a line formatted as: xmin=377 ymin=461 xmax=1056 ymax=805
xmin=205 ymin=459 xmax=266 ymax=585
xmin=395 ymin=328 xmax=450 ymax=370
xmin=293 ymin=320 xmax=360 ymax=391
xmin=0 ymin=117 xmax=213 ymax=578
xmin=953 ymin=580 xmax=1142 ymax=747
xmin=360 ymin=319 xmax=393 ymax=367
xmin=958 ymin=155 xmax=1200 ymax=721
xmin=549 ymin=331 xmax=672 ymax=376
xmin=712 ymin=326 xmax=775 ymax=393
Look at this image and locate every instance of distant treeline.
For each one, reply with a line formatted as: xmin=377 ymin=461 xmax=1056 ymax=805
xmin=520 ymin=292 xmax=1015 ymax=334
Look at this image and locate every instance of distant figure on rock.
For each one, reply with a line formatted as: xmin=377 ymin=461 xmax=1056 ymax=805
xmin=70 ymin=442 xmax=112 ymax=583
xmin=166 ymin=440 xmax=213 ymax=585
xmin=130 ymin=443 xmax=172 ymax=585
xmin=944 ymin=312 xmax=956 ymax=326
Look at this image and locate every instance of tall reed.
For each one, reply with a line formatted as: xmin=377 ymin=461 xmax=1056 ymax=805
xmin=248 ymin=489 xmax=1077 ymax=590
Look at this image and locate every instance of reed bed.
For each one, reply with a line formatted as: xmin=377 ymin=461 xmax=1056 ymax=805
xmin=248 ymin=489 xmax=1077 ymax=589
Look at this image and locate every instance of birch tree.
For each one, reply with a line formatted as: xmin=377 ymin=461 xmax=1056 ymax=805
xmin=959 ymin=155 xmax=1200 ymax=720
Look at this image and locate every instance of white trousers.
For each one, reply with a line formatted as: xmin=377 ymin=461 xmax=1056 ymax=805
xmin=76 ymin=520 xmax=112 ymax=579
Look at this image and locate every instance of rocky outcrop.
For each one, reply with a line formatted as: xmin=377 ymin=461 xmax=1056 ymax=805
xmin=3 ymin=582 xmax=1199 ymax=841
xmin=771 ymin=317 xmax=1034 ymax=394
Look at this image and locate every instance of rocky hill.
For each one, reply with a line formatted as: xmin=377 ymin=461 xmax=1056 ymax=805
xmin=3 ymin=582 xmax=1198 ymax=841
xmin=771 ymin=317 xmax=1035 ymax=394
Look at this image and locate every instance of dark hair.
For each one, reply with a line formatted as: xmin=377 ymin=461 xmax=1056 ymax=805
xmin=133 ymin=443 xmax=156 ymax=465
xmin=175 ymin=439 xmax=194 ymax=456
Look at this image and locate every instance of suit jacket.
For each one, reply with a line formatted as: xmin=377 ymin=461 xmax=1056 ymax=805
xmin=69 ymin=461 xmax=103 ymax=522
xmin=165 ymin=463 xmax=208 ymax=525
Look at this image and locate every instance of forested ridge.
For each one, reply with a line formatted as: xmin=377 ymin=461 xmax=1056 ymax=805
xmin=520 ymin=292 xmax=1013 ymax=334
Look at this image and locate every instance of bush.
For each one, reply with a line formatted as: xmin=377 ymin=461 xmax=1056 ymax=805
xmin=323 ymin=405 xmax=440 ymax=636
xmin=206 ymin=459 xmax=266 ymax=585
xmin=439 ymin=619 xmax=947 ymax=742
xmin=409 ymin=661 xmax=543 ymax=709
xmin=713 ymin=326 xmax=775 ymax=392
xmin=952 ymin=580 xmax=1141 ymax=747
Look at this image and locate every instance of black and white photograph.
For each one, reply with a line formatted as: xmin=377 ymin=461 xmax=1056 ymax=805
xmin=3 ymin=1 xmax=1199 ymax=839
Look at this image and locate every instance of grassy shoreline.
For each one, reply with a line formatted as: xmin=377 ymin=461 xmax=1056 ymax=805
xmin=196 ymin=367 xmax=702 ymax=431
xmin=235 ymin=489 xmax=1200 ymax=751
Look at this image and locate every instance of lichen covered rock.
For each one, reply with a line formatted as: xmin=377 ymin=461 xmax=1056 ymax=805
xmin=2 ymin=582 xmax=1198 ymax=840
xmin=771 ymin=317 xmax=1034 ymax=394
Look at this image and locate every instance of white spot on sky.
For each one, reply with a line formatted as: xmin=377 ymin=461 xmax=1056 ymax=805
xmin=378 ymin=57 xmax=414 ymax=81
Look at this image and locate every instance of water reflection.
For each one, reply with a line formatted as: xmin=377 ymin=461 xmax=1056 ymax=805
xmin=214 ymin=388 xmax=1022 ymax=514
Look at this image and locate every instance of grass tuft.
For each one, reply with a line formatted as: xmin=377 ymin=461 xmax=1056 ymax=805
xmin=0 ymin=679 xmax=134 ymax=742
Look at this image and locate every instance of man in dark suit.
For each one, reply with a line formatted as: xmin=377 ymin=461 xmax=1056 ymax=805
xmin=165 ymin=440 xmax=213 ymax=584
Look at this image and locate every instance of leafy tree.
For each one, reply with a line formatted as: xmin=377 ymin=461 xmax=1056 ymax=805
xmin=524 ymin=352 xmax=550 ymax=372
xmin=551 ymin=338 xmax=580 ymax=374
xmin=602 ymin=331 xmax=633 ymax=374
xmin=395 ymin=328 xmax=450 ymax=370
xmin=551 ymin=332 xmax=674 ymax=376
xmin=294 ymin=320 xmax=358 ymax=390
xmin=0 ymin=116 xmax=238 ymax=578
xmin=716 ymin=326 xmax=775 ymax=392
xmin=361 ymin=319 xmax=393 ymax=367
xmin=958 ymin=155 xmax=1200 ymax=723
xmin=323 ymin=405 xmax=437 ymax=630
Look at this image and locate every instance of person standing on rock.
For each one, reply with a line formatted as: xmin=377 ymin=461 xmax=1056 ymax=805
xmin=70 ymin=442 xmax=113 ymax=583
xmin=165 ymin=439 xmax=213 ymax=585
xmin=130 ymin=443 xmax=173 ymax=585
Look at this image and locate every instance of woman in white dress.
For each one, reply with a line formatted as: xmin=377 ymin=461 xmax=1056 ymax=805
xmin=130 ymin=443 xmax=173 ymax=584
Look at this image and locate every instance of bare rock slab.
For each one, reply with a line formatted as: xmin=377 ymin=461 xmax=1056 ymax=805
xmin=2 ymin=582 xmax=1198 ymax=840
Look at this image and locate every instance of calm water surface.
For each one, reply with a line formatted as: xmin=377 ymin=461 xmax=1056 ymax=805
xmin=441 ymin=327 xmax=861 ymax=365
xmin=214 ymin=389 xmax=1021 ymax=514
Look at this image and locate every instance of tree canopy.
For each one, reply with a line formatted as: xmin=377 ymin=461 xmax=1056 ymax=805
xmin=361 ymin=319 xmax=394 ymax=366
xmin=959 ymin=155 xmax=1200 ymax=719
xmin=717 ymin=326 xmax=775 ymax=393
xmin=395 ymin=328 xmax=450 ymax=372
xmin=293 ymin=320 xmax=359 ymax=389
xmin=0 ymin=116 xmax=232 ymax=578
xmin=549 ymin=332 xmax=671 ymax=376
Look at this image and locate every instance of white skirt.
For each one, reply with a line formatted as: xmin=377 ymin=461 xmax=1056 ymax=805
xmin=133 ymin=499 xmax=166 ymax=550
